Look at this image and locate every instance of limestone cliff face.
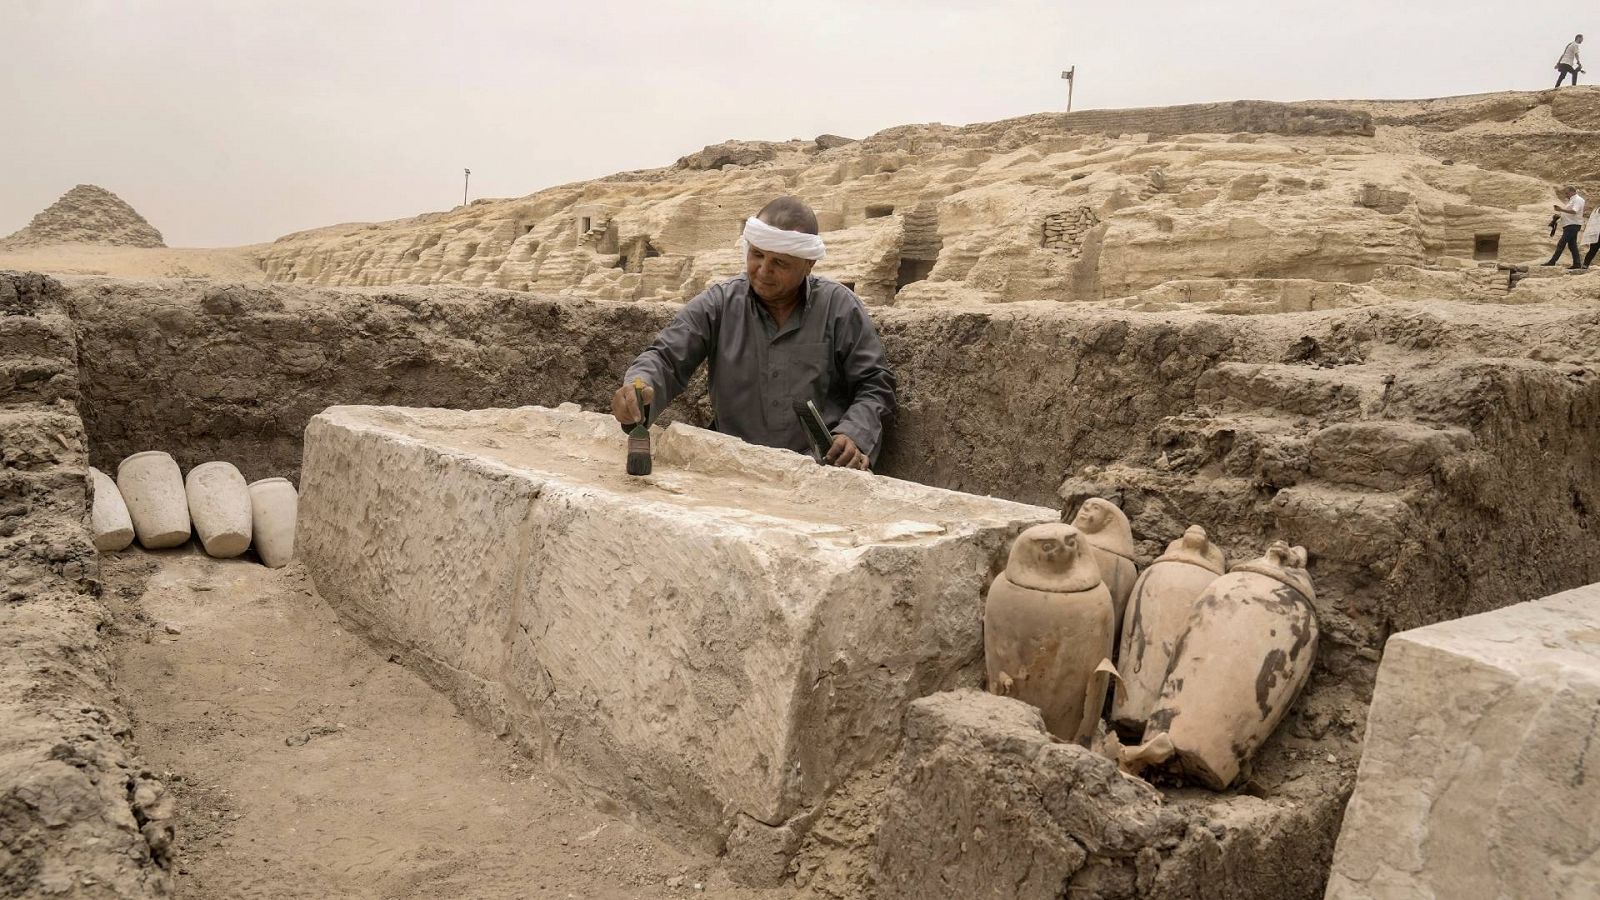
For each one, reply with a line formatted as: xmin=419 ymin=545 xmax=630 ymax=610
xmin=2 ymin=184 xmax=165 ymax=249
xmin=257 ymin=91 xmax=1594 ymax=308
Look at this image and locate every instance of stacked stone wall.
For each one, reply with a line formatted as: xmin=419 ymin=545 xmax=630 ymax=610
xmin=1041 ymin=207 xmax=1099 ymax=255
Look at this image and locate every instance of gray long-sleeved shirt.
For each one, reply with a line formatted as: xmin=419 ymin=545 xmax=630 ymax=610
xmin=623 ymin=274 xmax=897 ymax=462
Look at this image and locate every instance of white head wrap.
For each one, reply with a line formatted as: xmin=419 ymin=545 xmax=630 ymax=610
xmin=738 ymin=216 xmax=826 ymax=261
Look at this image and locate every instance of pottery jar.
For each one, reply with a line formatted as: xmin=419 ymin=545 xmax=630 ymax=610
xmin=1109 ymin=525 xmax=1226 ymax=739
xmin=984 ymin=522 xmax=1117 ymax=745
xmin=116 ymin=451 xmax=191 ymax=550
xmin=1122 ymin=541 xmax=1318 ymax=790
xmin=87 ymin=466 xmax=135 ymax=552
xmin=248 ymin=477 xmax=298 ymax=568
xmin=185 ymin=462 xmax=253 ymax=558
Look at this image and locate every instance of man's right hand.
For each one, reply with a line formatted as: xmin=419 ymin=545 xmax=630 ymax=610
xmin=612 ymin=380 xmax=656 ymax=425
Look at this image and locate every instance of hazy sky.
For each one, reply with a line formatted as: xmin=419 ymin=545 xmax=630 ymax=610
xmin=3 ymin=1 xmax=1587 ymax=246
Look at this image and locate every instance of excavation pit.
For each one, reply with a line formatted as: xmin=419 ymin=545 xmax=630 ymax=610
xmin=7 ymin=262 xmax=1600 ymax=897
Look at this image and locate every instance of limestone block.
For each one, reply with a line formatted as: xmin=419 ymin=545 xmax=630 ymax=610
xmin=115 ymin=451 xmax=190 ymax=549
xmin=87 ymin=466 xmax=134 ymax=552
xmin=1326 ymin=584 xmax=1600 ymax=900
xmin=184 ymin=461 xmax=252 ymax=558
xmin=297 ymin=404 xmax=1054 ymax=846
xmin=248 ymin=477 xmax=298 ymax=568
xmin=874 ymin=690 xmax=1339 ymax=900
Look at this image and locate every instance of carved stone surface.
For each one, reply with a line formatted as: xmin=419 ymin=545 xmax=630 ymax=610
xmin=87 ymin=465 xmax=134 ymax=552
xmin=1326 ymin=583 xmax=1600 ymax=900
xmin=184 ymin=461 xmax=252 ymax=558
xmin=115 ymin=450 xmax=191 ymax=550
xmin=983 ymin=523 xmax=1115 ymax=743
xmin=296 ymin=403 xmax=1054 ymax=848
xmin=1110 ymin=525 xmax=1226 ymax=738
xmin=1070 ymin=498 xmax=1139 ymax=637
xmin=1124 ymin=542 xmax=1317 ymax=790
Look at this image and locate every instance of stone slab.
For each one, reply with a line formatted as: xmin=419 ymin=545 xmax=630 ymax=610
xmin=296 ymin=404 xmax=1054 ymax=848
xmin=873 ymin=690 xmax=1342 ymax=900
xmin=1326 ymin=584 xmax=1600 ymax=899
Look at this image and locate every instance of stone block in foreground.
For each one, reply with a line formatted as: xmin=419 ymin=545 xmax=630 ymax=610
xmin=297 ymin=404 xmax=1054 ymax=847
xmin=1326 ymin=584 xmax=1600 ymax=899
xmin=873 ymin=690 xmax=1343 ymax=900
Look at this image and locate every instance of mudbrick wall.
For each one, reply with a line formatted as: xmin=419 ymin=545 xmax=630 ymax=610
xmin=30 ymin=271 xmax=1600 ymax=896
xmin=0 ymin=272 xmax=171 ymax=898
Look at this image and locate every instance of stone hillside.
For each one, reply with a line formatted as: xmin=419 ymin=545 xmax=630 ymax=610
xmin=258 ymin=89 xmax=1600 ymax=310
xmin=2 ymin=184 xmax=165 ymax=249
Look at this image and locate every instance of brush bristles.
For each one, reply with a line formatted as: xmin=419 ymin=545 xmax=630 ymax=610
xmin=626 ymin=433 xmax=652 ymax=476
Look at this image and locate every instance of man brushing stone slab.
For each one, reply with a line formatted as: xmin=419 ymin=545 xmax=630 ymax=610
xmin=613 ymin=197 xmax=897 ymax=470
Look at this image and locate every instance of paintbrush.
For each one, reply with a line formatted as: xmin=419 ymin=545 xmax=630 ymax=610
xmin=625 ymin=378 xmax=652 ymax=476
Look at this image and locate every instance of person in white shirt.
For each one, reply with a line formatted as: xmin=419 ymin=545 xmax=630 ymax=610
xmin=1545 ymin=186 xmax=1586 ymax=268
xmin=1557 ymin=35 xmax=1583 ymax=87
xmin=1581 ymin=203 xmax=1600 ymax=269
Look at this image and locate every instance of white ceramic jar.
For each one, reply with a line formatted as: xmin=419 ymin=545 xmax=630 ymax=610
xmin=185 ymin=461 xmax=253 ymax=558
xmin=248 ymin=477 xmax=298 ymax=568
xmin=116 ymin=451 xmax=191 ymax=550
xmin=87 ymin=466 xmax=135 ymax=552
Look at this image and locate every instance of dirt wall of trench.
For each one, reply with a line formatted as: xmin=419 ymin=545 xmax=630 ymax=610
xmin=62 ymin=276 xmax=1600 ymax=652
xmin=0 ymin=272 xmax=172 ymax=899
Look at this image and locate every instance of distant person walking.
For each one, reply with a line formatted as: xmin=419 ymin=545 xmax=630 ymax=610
xmin=1582 ymin=203 xmax=1600 ymax=268
xmin=1546 ymin=186 xmax=1586 ymax=268
xmin=1556 ymin=34 xmax=1584 ymax=87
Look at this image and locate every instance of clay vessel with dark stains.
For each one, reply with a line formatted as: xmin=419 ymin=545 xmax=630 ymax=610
xmin=984 ymin=523 xmax=1117 ymax=745
xmin=1121 ymin=541 xmax=1317 ymax=789
xmin=1109 ymin=525 xmax=1226 ymax=740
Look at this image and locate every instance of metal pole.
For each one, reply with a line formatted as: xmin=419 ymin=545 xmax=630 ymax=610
xmin=463 ymin=168 xmax=471 ymax=206
xmin=1067 ymin=66 xmax=1075 ymax=112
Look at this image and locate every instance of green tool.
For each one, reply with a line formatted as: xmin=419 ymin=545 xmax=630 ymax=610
xmin=793 ymin=400 xmax=833 ymax=465
xmin=625 ymin=379 xmax=652 ymax=476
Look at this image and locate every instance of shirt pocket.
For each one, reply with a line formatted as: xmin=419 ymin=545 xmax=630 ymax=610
xmin=779 ymin=341 xmax=831 ymax=404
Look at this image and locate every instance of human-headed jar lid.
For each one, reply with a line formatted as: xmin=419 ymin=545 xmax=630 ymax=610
xmin=1153 ymin=524 xmax=1227 ymax=575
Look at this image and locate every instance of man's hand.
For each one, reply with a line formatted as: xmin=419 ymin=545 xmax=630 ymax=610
xmin=612 ymin=380 xmax=655 ymax=425
xmin=826 ymin=433 xmax=870 ymax=470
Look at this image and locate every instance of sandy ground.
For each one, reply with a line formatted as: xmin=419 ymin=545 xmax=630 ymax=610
xmin=0 ymin=243 xmax=266 ymax=280
xmin=105 ymin=548 xmax=789 ymax=900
